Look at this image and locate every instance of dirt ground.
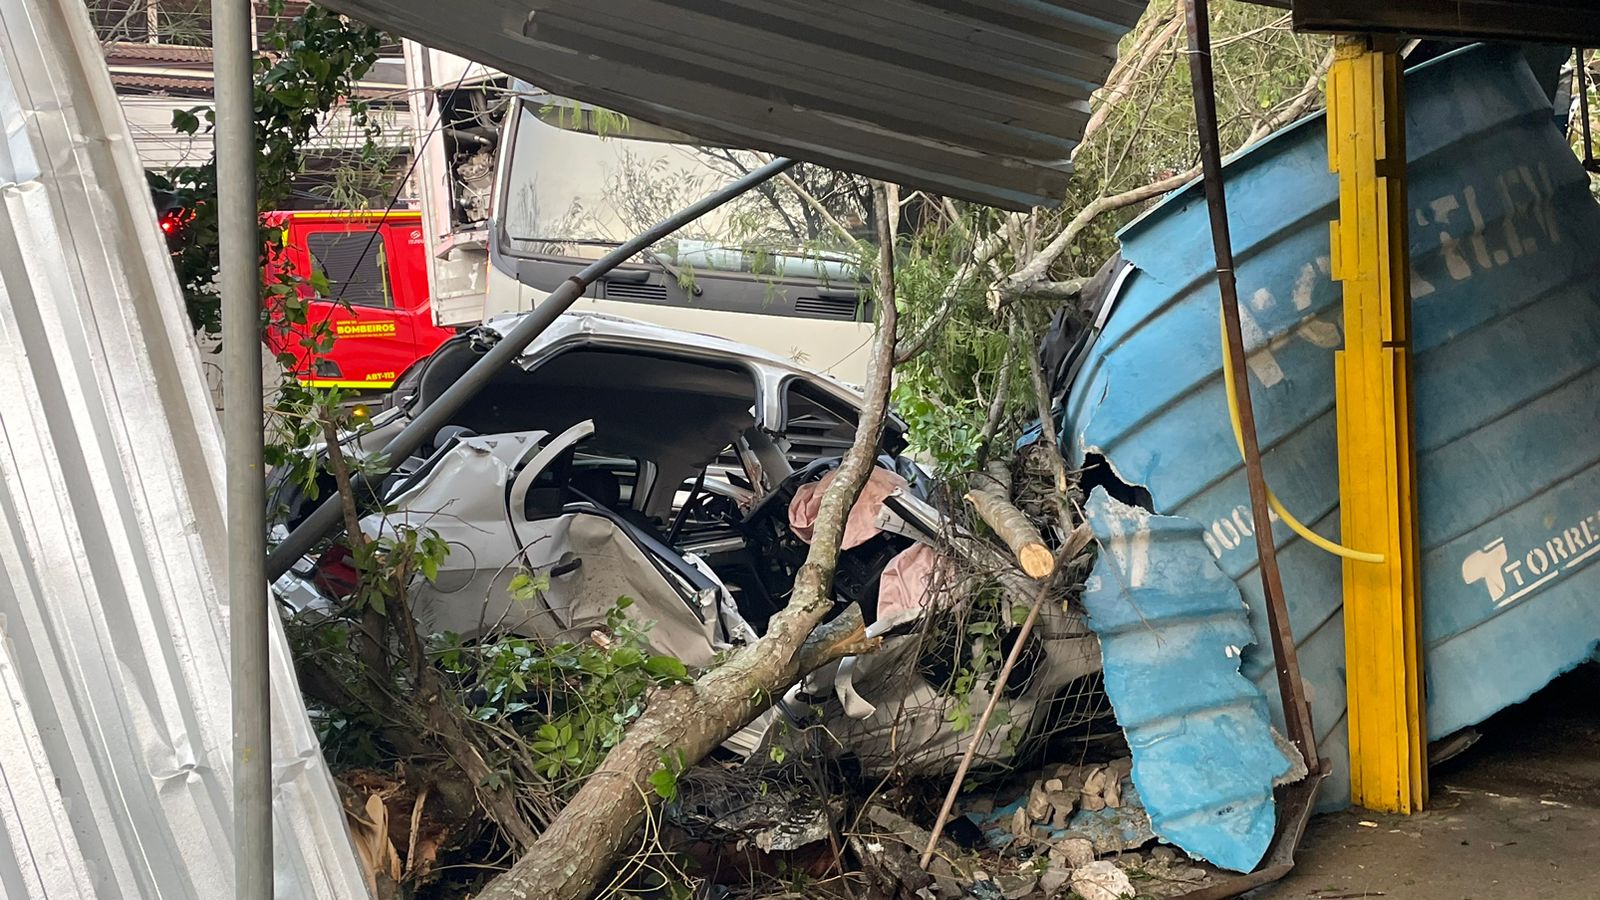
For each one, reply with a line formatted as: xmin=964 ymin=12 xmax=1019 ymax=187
xmin=1260 ymin=664 xmax=1600 ymax=900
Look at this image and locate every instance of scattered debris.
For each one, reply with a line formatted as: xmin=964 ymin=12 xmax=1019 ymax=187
xmin=1054 ymin=836 xmax=1096 ymax=869
xmin=1038 ymin=863 xmax=1072 ymax=896
xmin=1429 ymin=728 xmax=1482 ymax=765
xmin=1071 ymin=860 xmax=1135 ymax=900
xmin=970 ymin=761 xmax=1153 ymax=856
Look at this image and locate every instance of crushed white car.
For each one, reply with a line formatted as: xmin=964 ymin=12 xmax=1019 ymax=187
xmin=272 ymin=312 xmax=1099 ymax=772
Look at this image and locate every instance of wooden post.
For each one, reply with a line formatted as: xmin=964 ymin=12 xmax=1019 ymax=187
xmin=1327 ymin=35 xmax=1427 ymax=814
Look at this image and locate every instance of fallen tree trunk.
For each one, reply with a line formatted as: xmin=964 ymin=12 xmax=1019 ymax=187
xmin=475 ymin=182 xmax=904 ymax=900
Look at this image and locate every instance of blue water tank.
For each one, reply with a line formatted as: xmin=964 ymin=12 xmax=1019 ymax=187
xmin=1065 ymin=44 xmax=1600 ymax=809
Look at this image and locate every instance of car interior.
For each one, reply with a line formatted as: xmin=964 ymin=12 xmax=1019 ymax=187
xmin=275 ymin=335 xmax=921 ymax=658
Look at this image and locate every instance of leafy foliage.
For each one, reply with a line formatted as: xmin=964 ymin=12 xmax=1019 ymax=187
xmin=153 ymin=4 xmax=402 ymax=500
xmin=438 ymin=596 xmax=692 ymax=786
xmin=153 ymin=2 xmax=389 ymax=333
xmin=892 ymin=1 xmax=1329 ymax=467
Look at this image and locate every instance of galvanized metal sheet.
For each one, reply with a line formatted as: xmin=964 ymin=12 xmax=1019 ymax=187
xmin=1065 ymin=45 xmax=1600 ymax=811
xmin=318 ymin=0 xmax=1150 ymax=210
xmin=0 ymin=0 xmax=369 ymax=894
xmin=1080 ymin=488 xmax=1295 ymax=872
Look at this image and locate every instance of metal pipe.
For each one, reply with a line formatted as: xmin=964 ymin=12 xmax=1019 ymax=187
xmin=1578 ymin=49 xmax=1597 ymax=171
xmin=214 ymin=0 xmax=270 ymax=891
xmin=1183 ymin=0 xmax=1316 ymax=762
xmin=265 ymin=156 xmax=799 ymax=579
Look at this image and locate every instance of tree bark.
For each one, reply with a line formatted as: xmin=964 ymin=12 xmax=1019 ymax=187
xmin=474 ymin=182 xmax=904 ymax=900
xmin=973 ymin=349 xmax=1017 ymax=469
xmin=964 ymin=486 xmax=1055 ymax=579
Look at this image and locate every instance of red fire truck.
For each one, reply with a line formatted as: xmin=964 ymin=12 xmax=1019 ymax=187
xmin=263 ymin=210 xmax=456 ymax=391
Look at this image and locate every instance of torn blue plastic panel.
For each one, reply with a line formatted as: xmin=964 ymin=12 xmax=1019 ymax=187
xmin=1063 ymin=44 xmax=1600 ymax=812
xmin=1079 ymin=488 xmax=1294 ymax=873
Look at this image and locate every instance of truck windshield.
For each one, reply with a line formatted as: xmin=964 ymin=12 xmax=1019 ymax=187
xmin=498 ymin=92 xmax=864 ymax=279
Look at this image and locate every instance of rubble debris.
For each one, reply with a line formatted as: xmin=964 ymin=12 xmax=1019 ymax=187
xmin=848 ymin=829 xmax=936 ymax=900
xmin=1058 ymin=793 xmax=1155 ymax=853
xmin=971 ymin=762 xmax=1153 ymax=856
xmin=1080 ymin=489 xmax=1298 ymax=872
xmin=1054 ymin=836 xmax=1096 ymax=869
xmin=1113 ymin=845 xmax=1218 ymax=898
xmin=993 ymin=868 xmax=1040 ymax=899
xmin=857 ymin=805 xmax=967 ymax=897
xmin=1026 ymin=782 xmax=1052 ymax=821
xmin=1038 ymin=863 xmax=1072 ymax=896
xmin=1071 ymin=860 xmax=1135 ymax=900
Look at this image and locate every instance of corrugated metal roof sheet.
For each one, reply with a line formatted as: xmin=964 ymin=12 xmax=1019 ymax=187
xmin=319 ymin=0 xmax=1151 ymax=209
xmin=103 ymin=40 xmax=214 ymax=63
xmin=0 ymin=0 xmax=370 ymax=893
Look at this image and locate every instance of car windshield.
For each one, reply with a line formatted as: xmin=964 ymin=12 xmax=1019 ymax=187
xmin=497 ymin=89 xmax=865 ymax=278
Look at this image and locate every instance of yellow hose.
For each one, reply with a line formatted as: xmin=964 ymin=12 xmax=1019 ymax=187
xmin=1219 ymin=309 xmax=1385 ymax=564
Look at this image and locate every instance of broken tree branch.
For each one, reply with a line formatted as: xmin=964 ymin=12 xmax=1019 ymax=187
xmin=964 ymin=485 xmax=1055 ymax=579
xmin=474 ymin=182 xmax=904 ymax=900
xmin=1020 ymin=278 xmax=1087 ymax=300
xmin=1002 ymin=41 xmax=1331 ymax=306
xmin=1074 ymin=2 xmax=1185 ymax=160
xmin=921 ymin=578 xmax=1050 ymax=868
xmin=1003 ymin=166 xmax=1200 ymax=300
xmin=320 ymin=413 xmax=389 ymax=683
xmin=973 ymin=341 xmax=1019 ymax=468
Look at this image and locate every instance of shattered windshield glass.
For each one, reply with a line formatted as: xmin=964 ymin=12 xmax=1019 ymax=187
xmin=498 ymin=90 xmax=867 ymax=276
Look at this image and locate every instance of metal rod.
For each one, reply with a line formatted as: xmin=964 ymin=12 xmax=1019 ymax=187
xmin=1578 ymin=48 xmax=1597 ymax=170
xmin=1184 ymin=0 xmax=1316 ymax=762
xmin=215 ymin=0 xmax=270 ymax=891
xmin=265 ymin=156 xmax=799 ymax=579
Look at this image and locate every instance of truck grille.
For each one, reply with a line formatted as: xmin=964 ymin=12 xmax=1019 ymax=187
xmin=604 ymin=280 xmax=669 ymax=302
xmin=794 ymin=294 xmax=863 ymax=321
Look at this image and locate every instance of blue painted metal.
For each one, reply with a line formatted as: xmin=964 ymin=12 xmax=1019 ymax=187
xmin=1078 ymin=488 xmax=1294 ymax=872
xmin=1065 ymin=44 xmax=1600 ymax=815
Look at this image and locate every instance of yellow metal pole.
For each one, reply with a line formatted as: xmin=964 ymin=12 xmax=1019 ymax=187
xmin=1327 ymin=35 xmax=1426 ymax=814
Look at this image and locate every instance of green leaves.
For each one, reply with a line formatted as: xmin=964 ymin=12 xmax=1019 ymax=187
xmin=642 ymin=655 xmax=689 ymax=682
xmin=647 ymin=767 xmax=679 ymax=802
xmin=170 ymin=107 xmax=203 ymax=135
xmin=507 ymin=568 xmax=551 ymax=603
xmin=445 ymin=598 xmax=693 ymax=787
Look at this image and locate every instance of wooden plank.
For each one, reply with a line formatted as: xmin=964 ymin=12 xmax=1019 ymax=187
xmin=1326 ymin=35 xmax=1426 ymax=814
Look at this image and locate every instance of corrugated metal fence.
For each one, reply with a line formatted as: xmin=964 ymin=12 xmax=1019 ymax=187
xmin=0 ymin=0 xmax=369 ymax=893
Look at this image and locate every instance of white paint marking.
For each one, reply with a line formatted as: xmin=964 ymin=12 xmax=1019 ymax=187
xmin=1237 ymin=304 xmax=1286 ymax=388
xmin=1493 ymin=570 xmax=1559 ymax=609
xmin=1292 ymin=263 xmax=1317 ymax=311
xmin=1296 ymin=317 xmax=1342 ymax=349
xmin=1562 ymin=539 xmax=1600 ymax=571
